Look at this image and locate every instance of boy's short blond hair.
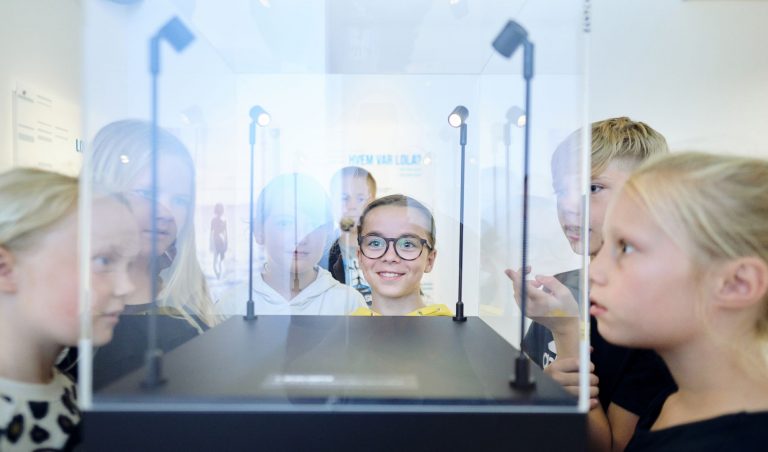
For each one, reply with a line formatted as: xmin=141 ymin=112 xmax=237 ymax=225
xmin=552 ymin=117 xmax=669 ymax=177
xmin=591 ymin=117 xmax=669 ymax=177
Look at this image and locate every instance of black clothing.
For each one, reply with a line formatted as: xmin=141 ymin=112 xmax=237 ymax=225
xmin=58 ymin=307 xmax=203 ymax=390
xmin=92 ymin=308 xmax=201 ymax=390
xmin=328 ymin=239 xmax=345 ymax=284
xmin=626 ymin=386 xmax=768 ymax=451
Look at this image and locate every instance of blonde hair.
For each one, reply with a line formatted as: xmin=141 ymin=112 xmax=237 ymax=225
xmin=87 ymin=119 xmax=220 ymax=330
xmin=0 ymin=168 xmax=78 ymax=252
xmin=625 ymin=152 xmax=768 ymax=366
xmin=552 ymin=117 xmax=669 ymax=178
xmin=330 ymin=166 xmax=377 ymax=198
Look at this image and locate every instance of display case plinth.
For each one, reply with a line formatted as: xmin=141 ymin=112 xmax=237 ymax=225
xmin=85 ymin=316 xmax=586 ymax=451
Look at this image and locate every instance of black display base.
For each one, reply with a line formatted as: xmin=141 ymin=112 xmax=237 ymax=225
xmin=85 ymin=316 xmax=585 ymax=451
xmin=84 ymin=410 xmax=584 ymax=452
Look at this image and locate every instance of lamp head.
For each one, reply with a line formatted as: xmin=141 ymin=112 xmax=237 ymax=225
xmin=506 ymin=106 xmax=526 ymax=128
xmin=492 ymin=20 xmax=528 ymax=58
xmin=250 ymin=106 xmax=271 ymax=127
xmin=157 ymin=17 xmax=195 ymax=53
xmin=448 ymin=105 xmax=469 ymax=128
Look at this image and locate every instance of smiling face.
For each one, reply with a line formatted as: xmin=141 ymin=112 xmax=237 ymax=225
xmin=589 ymin=190 xmax=702 ymax=351
xmin=127 ymin=154 xmax=193 ymax=257
xmin=10 ymin=199 xmax=139 ymax=347
xmin=358 ymin=205 xmax=436 ymax=304
xmin=555 ymin=160 xmax=633 ymax=256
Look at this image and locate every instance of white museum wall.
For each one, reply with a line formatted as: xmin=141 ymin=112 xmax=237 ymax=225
xmin=0 ymin=0 xmax=82 ymax=172
xmin=2 ymin=1 xmax=767 ymax=165
xmin=589 ymin=0 xmax=768 ymax=156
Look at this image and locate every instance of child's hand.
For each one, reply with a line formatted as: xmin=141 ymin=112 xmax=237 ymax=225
xmin=504 ymin=268 xmax=579 ymax=332
xmin=544 ymin=357 xmax=600 ymax=410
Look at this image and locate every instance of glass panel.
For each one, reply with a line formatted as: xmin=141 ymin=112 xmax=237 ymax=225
xmin=79 ymin=0 xmax=589 ymax=422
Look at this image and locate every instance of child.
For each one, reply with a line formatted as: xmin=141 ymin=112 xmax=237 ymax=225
xmin=221 ymin=173 xmax=364 ymax=315
xmin=0 ymin=168 xmax=139 ymax=450
xmin=326 ymin=166 xmax=377 ymax=304
xmin=352 ymin=194 xmax=452 ymax=316
xmin=87 ymin=119 xmax=221 ymax=389
xmin=506 ymin=117 xmax=673 ymax=451
xmin=591 ymin=152 xmax=768 ymax=451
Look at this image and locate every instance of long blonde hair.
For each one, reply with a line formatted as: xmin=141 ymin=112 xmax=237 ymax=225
xmin=625 ymin=152 xmax=768 ymax=367
xmin=87 ymin=119 xmax=220 ymax=330
xmin=0 ymin=168 xmax=78 ymax=252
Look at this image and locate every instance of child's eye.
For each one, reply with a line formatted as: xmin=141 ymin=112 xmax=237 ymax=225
xmin=92 ymin=255 xmax=113 ymax=271
xmin=275 ymin=219 xmax=293 ymax=228
xmin=399 ymin=239 xmax=418 ymax=249
xmin=173 ymin=196 xmax=191 ymax=208
xmin=366 ymin=238 xmax=385 ymax=249
xmin=132 ymin=188 xmax=153 ymax=200
xmin=590 ymin=184 xmax=605 ymax=194
xmin=617 ymin=239 xmax=636 ymax=256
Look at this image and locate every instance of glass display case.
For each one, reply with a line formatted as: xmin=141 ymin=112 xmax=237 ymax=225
xmin=78 ymin=0 xmax=591 ymax=449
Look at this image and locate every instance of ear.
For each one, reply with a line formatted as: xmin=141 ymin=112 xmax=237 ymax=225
xmin=254 ymin=223 xmax=265 ymax=245
xmin=0 ymin=247 xmax=18 ymax=293
xmin=713 ymin=257 xmax=768 ymax=310
xmin=423 ymin=248 xmax=437 ymax=274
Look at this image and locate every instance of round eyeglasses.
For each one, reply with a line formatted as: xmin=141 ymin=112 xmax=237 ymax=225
xmin=358 ymin=234 xmax=433 ymax=261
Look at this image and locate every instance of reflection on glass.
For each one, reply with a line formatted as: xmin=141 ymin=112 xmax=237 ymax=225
xmin=219 ymin=173 xmax=364 ymax=316
xmin=88 ymin=119 xmax=220 ymax=389
xmin=326 ymin=166 xmax=377 ymax=305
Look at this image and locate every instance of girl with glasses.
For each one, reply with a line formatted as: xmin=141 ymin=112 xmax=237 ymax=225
xmin=351 ymin=194 xmax=452 ymax=316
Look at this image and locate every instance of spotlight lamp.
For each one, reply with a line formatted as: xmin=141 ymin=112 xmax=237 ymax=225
xmin=507 ymin=106 xmax=526 ymax=128
xmin=250 ymin=106 xmax=271 ymax=127
xmin=448 ymin=105 xmax=469 ymax=128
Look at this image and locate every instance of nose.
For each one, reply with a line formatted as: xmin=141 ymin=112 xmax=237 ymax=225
xmin=381 ymin=240 xmax=400 ymax=262
xmin=113 ymin=266 xmax=136 ymax=298
xmin=155 ymin=197 xmax=175 ymax=222
xmin=558 ymin=190 xmax=581 ymax=216
xmin=589 ymin=246 xmax=608 ymax=287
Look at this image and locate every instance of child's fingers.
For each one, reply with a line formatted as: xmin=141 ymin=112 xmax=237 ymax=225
xmin=535 ymin=275 xmax=577 ymax=301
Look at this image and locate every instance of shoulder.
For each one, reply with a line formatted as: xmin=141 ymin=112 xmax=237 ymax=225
xmin=409 ymin=304 xmax=454 ymax=317
xmin=628 ymin=410 xmax=768 ymax=452
xmin=350 ymin=306 xmax=377 ymax=316
xmin=0 ymin=370 xmax=80 ymax=449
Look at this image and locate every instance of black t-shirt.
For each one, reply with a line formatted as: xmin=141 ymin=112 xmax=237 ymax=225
xmin=92 ymin=308 xmax=202 ymax=390
xmin=522 ymin=270 xmax=675 ymax=414
xmin=59 ymin=306 xmax=203 ymax=390
xmin=626 ymin=387 xmax=768 ymax=451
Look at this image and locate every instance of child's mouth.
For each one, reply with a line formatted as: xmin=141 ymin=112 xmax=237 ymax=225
xmin=377 ymin=271 xmax=405 ymax=281
xmin=563 ymin=225 xmax=582 ymax=242
xmin=589 ymin=298 xmax=607 ymax=316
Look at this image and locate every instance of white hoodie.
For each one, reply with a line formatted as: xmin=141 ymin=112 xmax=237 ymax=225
xmin=218 ymin=267 xmax=364 ymax=316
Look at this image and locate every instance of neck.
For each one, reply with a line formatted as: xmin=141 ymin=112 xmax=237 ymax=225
xmin=339 ymin=230 xmax=358 ymax=254
xmin=657 ymin=335 xmax=768 ymax=422
xmin=262 ymin=264 xmax=318 ymax=301
xmin=371 ymin=291 xmax=425 ymax=316
xmin=0 ymin=306 xmax=62 ymax=383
